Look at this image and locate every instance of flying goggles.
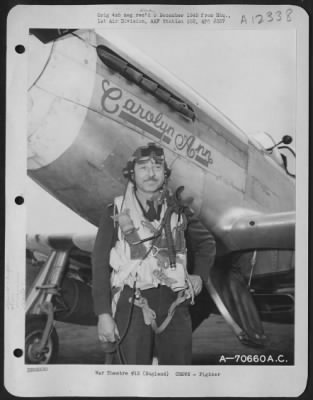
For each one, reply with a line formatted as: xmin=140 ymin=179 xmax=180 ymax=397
xmin=132 ymin=143 xmax=165 ymax=164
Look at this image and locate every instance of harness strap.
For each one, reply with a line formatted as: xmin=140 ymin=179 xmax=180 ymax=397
xmin=129 ymin=290 xmax=188 ymax=335
xmin=184 ymin=273 xmax=195 ymax=305
xmin=132 ymin=297 xmax=156 ymax=326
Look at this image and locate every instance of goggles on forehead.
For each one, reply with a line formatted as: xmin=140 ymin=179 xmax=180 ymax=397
xmin=132 ymin=143 xmax=165 ymax=160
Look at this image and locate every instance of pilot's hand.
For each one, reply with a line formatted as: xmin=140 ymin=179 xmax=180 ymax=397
xmin=97 ymin=313 xmax=119 ymax=343
xmin=189 ymin=274 xmax=203 ymax=296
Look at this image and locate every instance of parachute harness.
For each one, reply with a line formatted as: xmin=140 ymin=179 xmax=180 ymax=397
xmin=127 ymin=186 xmax=195 ymax=334
xmin=108 ymin=186 xmax=194 ymax=364
xmin=130 ymin=289 xmax=189 ymax=334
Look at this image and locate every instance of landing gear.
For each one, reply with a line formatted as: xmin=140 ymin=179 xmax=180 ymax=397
xmin=26 ymin=248 xmax=71 ymax=364
xmin=25 ymin=315 xmax=59 ymax=364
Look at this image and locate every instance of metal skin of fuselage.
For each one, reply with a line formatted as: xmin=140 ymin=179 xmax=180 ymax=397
xmin=27 ymin=29 xmax=295 ymax=277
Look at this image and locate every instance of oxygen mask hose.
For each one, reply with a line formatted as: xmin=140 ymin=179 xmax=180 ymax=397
xmin=163 ymin=186 xmax=186 ymax=270
xmin=163 ymin=207 xmax=176 ymax=270
xmin=115 ymin=278 xmax=138 ymax=365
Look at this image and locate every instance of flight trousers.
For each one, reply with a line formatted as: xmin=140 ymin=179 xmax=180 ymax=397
xmin=114 ymin=285 xmax=192 ymax=365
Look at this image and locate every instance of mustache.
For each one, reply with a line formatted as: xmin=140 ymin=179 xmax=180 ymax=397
xmin=144 ymin=178 xmax=159 ymax=182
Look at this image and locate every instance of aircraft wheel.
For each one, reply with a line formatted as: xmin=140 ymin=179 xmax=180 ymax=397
xmin=25 ymin=315 xmax=59 ymax=364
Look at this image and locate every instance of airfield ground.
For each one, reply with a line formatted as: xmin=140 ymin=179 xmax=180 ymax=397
xmin=54 ymin=316 xmax=294 ymax=365
xmin=26 ymin=261 xmax=294 ymax=365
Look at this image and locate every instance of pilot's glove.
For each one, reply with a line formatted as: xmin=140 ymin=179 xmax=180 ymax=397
xmin=188 ymin=274 xmax=203 ymax=296
xmin=97 ymin=313 xmax=119 ymax=343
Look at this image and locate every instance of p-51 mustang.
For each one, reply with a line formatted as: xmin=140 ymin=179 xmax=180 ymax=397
xmin=26 ymin=29 xmax=295 ymax=364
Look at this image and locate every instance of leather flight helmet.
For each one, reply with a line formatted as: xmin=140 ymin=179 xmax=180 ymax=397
xmin=123 ymin=142 xmax=171 ymax=181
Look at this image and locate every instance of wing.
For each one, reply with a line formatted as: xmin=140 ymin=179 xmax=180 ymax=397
xmin=28 ymin=209 xmax=296 ymax=258
xmin=214 ymin=210 xmax=295 ymax=254
xmin=27 ymin=233 xmax=96 ymax=265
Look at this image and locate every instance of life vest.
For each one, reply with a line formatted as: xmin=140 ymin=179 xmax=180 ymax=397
xmin=109 ymin=184 xmax=188 ymax=292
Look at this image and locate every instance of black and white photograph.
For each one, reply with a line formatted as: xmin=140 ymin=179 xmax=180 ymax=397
xmin=5 ymin=4 xmax=309 ymax=397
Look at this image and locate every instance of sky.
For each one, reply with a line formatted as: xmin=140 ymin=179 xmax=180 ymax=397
xmin=26 ymin=28 xmax=296 ymax=235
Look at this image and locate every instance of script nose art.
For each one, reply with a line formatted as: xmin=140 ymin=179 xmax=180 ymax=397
xmin=27 ymin=32 xmax=97 ymax=170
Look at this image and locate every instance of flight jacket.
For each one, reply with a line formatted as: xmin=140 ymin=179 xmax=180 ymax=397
xmin=92 ymin=201 xmax=216 ymax=316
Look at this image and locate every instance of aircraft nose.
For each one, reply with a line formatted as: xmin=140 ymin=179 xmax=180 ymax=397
xmin=27 ymin=32 xmax=97 ymax=171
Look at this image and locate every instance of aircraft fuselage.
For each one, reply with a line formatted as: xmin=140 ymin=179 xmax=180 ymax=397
xmin=27 ymin=30 xmax=295 ymax=252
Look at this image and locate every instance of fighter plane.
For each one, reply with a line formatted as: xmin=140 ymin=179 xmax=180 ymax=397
xmin=25 ymin=29 xmax=296 ymax=364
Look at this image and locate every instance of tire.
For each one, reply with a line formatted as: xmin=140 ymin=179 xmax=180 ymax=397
xmin=25 ymin=315 xmax=59 ymax=364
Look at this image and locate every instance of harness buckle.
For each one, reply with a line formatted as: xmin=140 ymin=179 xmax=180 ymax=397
xmin=151 ymin=245 xmax=160 ymax=256
xmin=134 ymin=288 xmax=141 ymax=300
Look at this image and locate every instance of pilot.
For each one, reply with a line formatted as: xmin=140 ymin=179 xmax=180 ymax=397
xmin=92 ymin=142 xmax=216 ymax=365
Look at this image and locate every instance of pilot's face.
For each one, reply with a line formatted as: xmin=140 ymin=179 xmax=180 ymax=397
xmin=133 ymin=157 xmax=165 ymax=194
